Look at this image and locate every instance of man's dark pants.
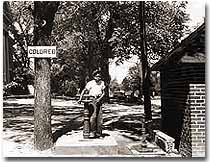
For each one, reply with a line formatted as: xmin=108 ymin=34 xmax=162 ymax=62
xmin=84 ymin=99 xmax=102 ymax=137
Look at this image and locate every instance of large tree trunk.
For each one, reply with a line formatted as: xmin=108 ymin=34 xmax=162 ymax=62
xmin=34 ymin=58 xmax=53 ymax=150
xmin=33 ymin=1 xmax=59 ymax=151
xmin=139 ymin=1 xmax=152 ymax=121
xmin=100 ymin=13 xmax=114 ymax=103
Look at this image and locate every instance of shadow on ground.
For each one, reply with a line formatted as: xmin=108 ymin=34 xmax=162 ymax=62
xmin=52 ymin=115 xmax=83 ymax=143
xmin=3 ymin=99 xmax=161 ymax=145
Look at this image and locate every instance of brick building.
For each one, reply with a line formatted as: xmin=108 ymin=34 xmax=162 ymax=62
xmin=152 ymin=23 xmax=205 ymax=157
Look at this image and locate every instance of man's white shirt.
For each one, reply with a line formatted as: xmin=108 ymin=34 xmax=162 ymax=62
xmin=85 ymin=80 xmax=105 ymax=98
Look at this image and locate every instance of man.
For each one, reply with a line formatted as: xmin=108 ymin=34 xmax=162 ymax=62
xmin=78 ymin=70 xmax=105 ymax=138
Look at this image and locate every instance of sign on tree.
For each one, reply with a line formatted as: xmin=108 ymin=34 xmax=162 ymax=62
xmin=28 ymin=46 xmax=57 ymax=58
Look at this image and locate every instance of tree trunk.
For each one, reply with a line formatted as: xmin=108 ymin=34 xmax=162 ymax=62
xmin=100 ymin=13 xmax=114 ymax=103
xmin=79 ymin=70 xmax=87 ymax=93
xmin=33 ymin=1 xmax=59 ymax=151
xmin=101 ymin=57 xmax=110 ymax=103
xmin=138 ymin=61 xmax=143 ymax=99
xmin=34 ymin=58 xmax=53 ymax=150
xmin=139 ymin=1 xmax=152 ymax=121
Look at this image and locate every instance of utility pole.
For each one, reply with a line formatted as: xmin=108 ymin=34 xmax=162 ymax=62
xmin=139 ymin=1 xmax=152 ymax=122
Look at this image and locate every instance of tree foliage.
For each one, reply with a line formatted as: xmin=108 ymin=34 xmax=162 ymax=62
xmin=7 ymin=1 xmax=189 ymax=97
xmin=108 ymin=1 xmax=189 ymax=64
xmin=121 ymin=63 xmax=160 ymax=97
xmin=8 ymin=1 xmax=34 ymax=87
xmin=145 ymin=1 xmax=189 ymax=62
xmin=109 ymin=78 xmax=121 ymax=94
xmin=51 ymin=1 xmax=189 ymax=96
xmin=121 ymin=62 xmax=143 ymax=97
xmin=150 ymin=71 xmax=160 ymax=96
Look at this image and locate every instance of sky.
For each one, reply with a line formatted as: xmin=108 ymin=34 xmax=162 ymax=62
xmin=109 ymin=0 xmax=206 ymax=84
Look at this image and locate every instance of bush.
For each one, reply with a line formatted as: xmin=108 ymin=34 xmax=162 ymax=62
xmin=62 ymin=80 xmax=78 ymax=97
xmin=51 ymin=75 xmax=61 ymax=95
xmin=3 ymin=81 xmax=29 ymax=96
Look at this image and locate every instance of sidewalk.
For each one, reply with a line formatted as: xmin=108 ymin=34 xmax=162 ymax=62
xmin=3 ymin=129 xmax=180 ymax=157
xmin=53 ymin=130 xmax=167 ymax=157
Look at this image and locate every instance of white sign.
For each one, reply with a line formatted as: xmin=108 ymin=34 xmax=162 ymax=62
xmin=28 ymin=46 xmax=57 ymax=58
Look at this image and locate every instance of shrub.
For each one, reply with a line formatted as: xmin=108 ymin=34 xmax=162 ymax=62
xmin=62 ymin=80 xmax=78 ymax=97
xmin=3 ymin=81 xmax=29 ymax=96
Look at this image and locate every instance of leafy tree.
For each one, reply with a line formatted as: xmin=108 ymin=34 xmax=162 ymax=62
xmin=121 ymin=62 xmax=143 ymax=98
xmin=109 ymin=1 xmax=189 ymax=64
xmin=8 ymin=1 xmax=34 ymax=89
xmin=50 ymin=31 xmax=83 ymax=94
xmin=145 ymin=1 xmax=189 ymax=62
xmin=109 ymin=78 xmax=121 ymax=95
xmin=151 ymin=71 xmax=160 ymax=96
xmin=109 ymin=1 xmax=189 ymax=120
xmin=52 ymin=2 xmax=103 ymax=93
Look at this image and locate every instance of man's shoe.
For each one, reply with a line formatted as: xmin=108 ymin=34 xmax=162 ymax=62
xmin=95 ymin=133 xmax=101 ymax=138
xmin=89 ymin=132 xmax=96 ymax=138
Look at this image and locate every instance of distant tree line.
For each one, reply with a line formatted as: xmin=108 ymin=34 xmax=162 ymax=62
xmin=109 ymin=62 xmax=160 ymax=103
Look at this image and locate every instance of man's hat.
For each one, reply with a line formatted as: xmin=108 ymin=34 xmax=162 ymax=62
xmin=92 ymin=69 xmax=101 ymax=77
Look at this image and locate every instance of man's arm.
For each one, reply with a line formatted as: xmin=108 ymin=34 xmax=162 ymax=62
xmin=97 ymin=82 xmax=106 ymax=102
xmin=97 ymin=86 xmax=105 ymax=103
xmin=78 ymin=88 xmax=87 ymax=103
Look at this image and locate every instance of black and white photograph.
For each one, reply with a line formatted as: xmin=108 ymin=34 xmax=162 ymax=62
xmin=2 ymin=1 xmax=205 ymax=158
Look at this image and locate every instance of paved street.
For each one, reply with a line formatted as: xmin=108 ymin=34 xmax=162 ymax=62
xmin=2 ymin=97 xmax=174 ymax=157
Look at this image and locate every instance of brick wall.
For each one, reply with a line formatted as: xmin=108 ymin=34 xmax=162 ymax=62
xmin=184 ymin=84 xmax=205 ymax=157
xmin=160 ymin=63 xmax=205 ymax=157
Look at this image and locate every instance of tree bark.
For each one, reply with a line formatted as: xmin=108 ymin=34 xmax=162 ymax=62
xmin=139 ymin=1 xmax=152 ymax=121
xmin=101 ymin=57 xmax=110 ymax=102
xmin=33 ymin=1 xmax=59 ymax=151
xmin=100 ymin=12 xmax=114 ymax=103
xmin=34 ymin=58 xmax=53 ymax=150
